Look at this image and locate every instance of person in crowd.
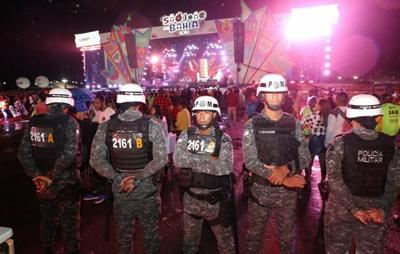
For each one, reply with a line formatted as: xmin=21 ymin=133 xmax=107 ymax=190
xmin=32 ymin=94 xmax=49 ymax=116
xmin=84 ymin=95 xmax=115 ymax=203
xmin=91 ymin=95 xmax=115 ymax=124
xmin=175 ymin=98 xmax=191 ymax=138
xmin=282 ymin=90 xmax=295 ymax=115
xmin=149 ymin=104 xmax=168 ymax=138
xmin=0 ymin=95 xmax=9 ymax=120
xmin=324 ymin=92 xmax=351 ymax=147
xmin=154 ymin=89 xmax=172 ymax=131
xmin=244 ymin=91 xmax=259 ymax=122
xmin=226 ymin=88 xmax=239 ymax=124
xmin=300 ymin=95 xmax=317 ymax=137
xmin=302 ymin=98 xmax=330 ymax=187
xmin=376 ymin=93 xmax=400 ymax=137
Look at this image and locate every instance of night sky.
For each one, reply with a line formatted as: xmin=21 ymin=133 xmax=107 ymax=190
xmin=1 ymin=0 xmax=400 ymax=87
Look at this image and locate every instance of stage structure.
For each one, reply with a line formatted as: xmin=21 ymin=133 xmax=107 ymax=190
xmin=74 ymin=2 xmax=339 ymax=89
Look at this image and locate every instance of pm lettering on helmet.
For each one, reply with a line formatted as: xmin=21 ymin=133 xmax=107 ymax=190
xmin=268 ymin=81 xmax=284 ymax=89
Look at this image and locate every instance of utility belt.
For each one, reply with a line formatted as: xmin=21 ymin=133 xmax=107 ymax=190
xmin=186 ymin=188 xmax=230 ymax=205
xmin=178 ymin=168 xmax=231 ymax=189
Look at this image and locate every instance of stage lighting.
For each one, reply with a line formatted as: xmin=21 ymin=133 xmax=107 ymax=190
xmin=323 ymin=69 xmax=331 ymax=76
xmin=324 ymin=62 xmax=331 ymax=68
xmin=353 ymin=76 xmax=359 ymax=80
xmin=337 ymin=76 xmax=342 ymax=80
xmin=150 ymin=55 xmax=160 ymax=64
xmin=285 ymin=4 xmax=339 ymax=40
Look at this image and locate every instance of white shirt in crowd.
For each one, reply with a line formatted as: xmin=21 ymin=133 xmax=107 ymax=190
xmin=324 ymin=106 xmax=351 ymax=147
xmin=93 ymin=107 xmax=115 ymax=124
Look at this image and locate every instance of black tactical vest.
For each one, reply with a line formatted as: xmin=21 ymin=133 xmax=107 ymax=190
xmin=186 ymin=127 xmax=223 ymax=156
xmin=29 ymin=114 xmax=71 ymax=173
xmin=252 ymin=113 xmax=300 ymax=167
xmin=342 ymin=132 xmax=395 ymax=197
xmin=106 ymin=117 xmax=153 ymax=173
xmin=178 ymin=127 xmax=228 ymax=189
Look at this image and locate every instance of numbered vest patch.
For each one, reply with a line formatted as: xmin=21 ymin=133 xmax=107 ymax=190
xmin=30 ymin=127 xmax=55 ymax=148
xmin=187 ymin=135 xmax=216 ymax=155
xmin=112 ymin=131 xmax=143 ymax=150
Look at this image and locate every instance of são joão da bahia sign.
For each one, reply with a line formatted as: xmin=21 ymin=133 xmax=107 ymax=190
xmin=161 ymin=10 xmax=207 ymax=34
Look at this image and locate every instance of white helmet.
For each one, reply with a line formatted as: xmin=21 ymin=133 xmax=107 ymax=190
xmin=45 ymin=88 xmax=74 ymax=107
xmin=192 ymin=96 xmax=221 ymax=115
xmin=116 ymin=83 xmax=146 ymax=104
xmin=256 ymin=74 xmax=288 ymax=95
xmin=346 ymin=94 xmax=382 ymax=119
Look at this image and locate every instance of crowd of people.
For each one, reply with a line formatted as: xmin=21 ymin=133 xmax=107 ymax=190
xmin=9 ymin=73 xmax=400 ymax=254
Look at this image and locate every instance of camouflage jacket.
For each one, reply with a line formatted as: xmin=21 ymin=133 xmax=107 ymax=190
xmin=18 ymin=111 xmax=81 ymax=186
xmin=173 ymin=126 xmax=234 ymax=194
xmin=326 ymin=127 xmax=400 ymax=214
xmin=89 ymin=108 xmax=167 ymax=200
xmin=242 ymin=111 xmax=311 ymax=206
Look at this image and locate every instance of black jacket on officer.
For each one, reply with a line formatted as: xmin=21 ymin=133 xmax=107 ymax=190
xmin=252 ymin=112 xmax=300 ymax=168
xmin=105 ymin=116 xmax=153 ymax=173
xmin=342 ymin=132 xmax=395 ymax=197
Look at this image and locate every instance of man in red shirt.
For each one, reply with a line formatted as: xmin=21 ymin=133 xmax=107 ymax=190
xmin=226 ymin=88 xmax=238 ymax=124
xmin=154 ymin=89 xmax=172 ymax=130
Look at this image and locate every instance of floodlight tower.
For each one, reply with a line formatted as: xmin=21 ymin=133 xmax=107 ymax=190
xmin=285 ymin=4 xmax=339 ymax=82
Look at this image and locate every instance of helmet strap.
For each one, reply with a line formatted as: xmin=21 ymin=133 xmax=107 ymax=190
xmin=195 ymin=115 xmax=215 ymax=130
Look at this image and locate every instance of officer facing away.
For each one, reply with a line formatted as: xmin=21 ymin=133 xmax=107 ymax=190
xmin=90 ymin=83 xmax=167 ymax=254
xmin=243 ymin=74 xmax=311 ymax=254
xmin=173 ymin=96 xmax=235 ymax=254
xmin=18 ymin=88 xmax=82 ymax=254
xmin=324 ymin=94 xmax=400 ymax=254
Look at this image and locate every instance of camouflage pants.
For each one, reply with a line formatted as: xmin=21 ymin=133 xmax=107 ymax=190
xmin=39 ymin=198 xmax=81 ymax=253
xmin=245 ymin=199 xmax=296 ymax=254
xmin=182 ymin=192 xmax=235 ymax=254
xmin=114 ymin=196 xmax=161 ymax=254
xmin=324 ymin=211 xmax=387 ymax=254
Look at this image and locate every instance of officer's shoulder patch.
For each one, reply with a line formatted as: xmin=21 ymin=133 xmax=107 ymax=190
xmin=327 ymin=144 xmax=334 ymax=151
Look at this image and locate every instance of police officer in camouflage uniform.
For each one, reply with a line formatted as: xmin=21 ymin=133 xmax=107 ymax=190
xmin=173 ymin=96 xmax=235 ymax=254
xmin=90 ymin=83 xmax=167 ymax=254
xmin=18 ymin=88 xmax=81 ymax=254
xmin=243 ymin=74 xmax=310 ymax=254
xmin=324 ymin=94 xmax=400 ymax=254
